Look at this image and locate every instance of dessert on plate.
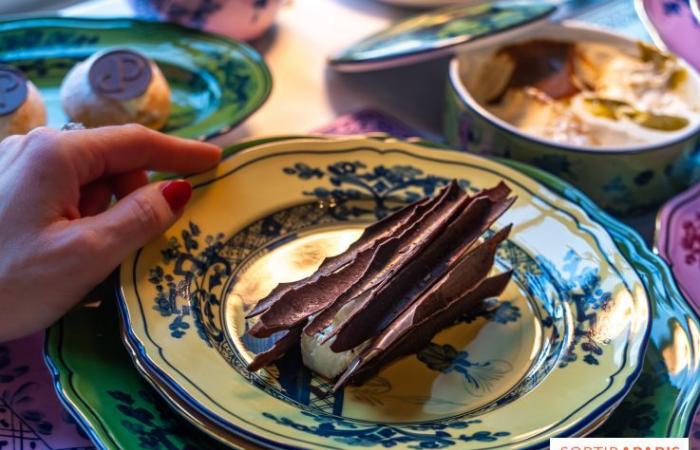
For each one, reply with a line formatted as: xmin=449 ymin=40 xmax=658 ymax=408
xmin=246 ymin=180 xmax=515 ymax=390
xmin=465 ymin=39 xmax=700 ymax=147
xmin=0 ymin=65 xmax=46 ymax=139
xmin=61 ymin=48 xmax=171 ymax=130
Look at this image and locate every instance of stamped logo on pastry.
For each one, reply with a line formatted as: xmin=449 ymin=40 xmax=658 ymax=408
xmin=0 ymin=65 xmax=28 ymax=116
xmin=88 ymin=49 xmax=153 ymax=100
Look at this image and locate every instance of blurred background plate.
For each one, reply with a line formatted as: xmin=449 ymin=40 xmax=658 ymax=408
xmin=0 ymin=16 xmax=272 ymax=140
xmin=635 ymin=0 xmax=700 ymax=71
xmin=656 ymin=183 xmax=700 ymax=316
xmin=691 ymin=0 xmax=700 ymax=24
xmin=375 ymin=0 xmax=483 ymax=8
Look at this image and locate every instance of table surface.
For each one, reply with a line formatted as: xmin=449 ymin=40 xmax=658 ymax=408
xmin=58 ymin=0 xmax=658 ymax=241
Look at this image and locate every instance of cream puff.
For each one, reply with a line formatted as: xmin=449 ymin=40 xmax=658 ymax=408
xmin=60 ymin=49 xmax=171 ymax=130
xmin=0 ymin=65 xmax=47 ymax=139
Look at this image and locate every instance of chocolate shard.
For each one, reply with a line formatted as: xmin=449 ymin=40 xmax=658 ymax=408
xmin=319 ymin=186 xmax=477 ymax=348
xmin=247 ymin=327 xmax=303 ymax=372
xmin=248 ymin=182 xmax=462 ymax=338
xmin=328 ymin=186 xmax=514 ymax=352
xmin=303 ymin=236 xmax=408 ymax=336
xmin=412 ymin=225 xmax=512 ymax=322
xmin=334 ymin=271 xmax=513 ymax=390
xmin=304 ymin=183 xmax=471 ymax=337
xmin=245 ymin=183 xmax=449 ymax=320
xmin=244 ymin=180 xmax=517 ymax=385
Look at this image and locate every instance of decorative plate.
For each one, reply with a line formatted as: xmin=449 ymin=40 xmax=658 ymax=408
xmin=635 ymin=0 xmax=700 ymax=71
xmin=692 ymin=0 xmax=700 ymax=24
xmin=508 ymin=158 xmax=700 ymax=440
xmin=46 ymin=126 xmax=700 ymax=448
xmin=116 ymin=136 xmax=649 ymax=449
xmin=656 ymin=182 xmax=700 ymax=312
xmin=1 ymin=332 xmax=93 ymax=450
xmin=0 ymin=17 xmax=271 ymax=140
xmin=44 ymin=298 xmax=243 ymax=450
xmin=655 ymin=179 xmax=700 ymax=446
xmin=572 ymin=0 xmax=651 ymax=40
xmin=375 ymin=0 xmax=482 ymax=8
xmin=329 ymin=3 xmax=555 ymax=72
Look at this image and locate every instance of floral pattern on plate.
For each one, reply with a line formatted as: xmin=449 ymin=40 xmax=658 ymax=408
xmin=637 ymin=0 xmax=700 ymax=70
xmin=655 ymin=181 xmax=700 ymax=447
xmin=42 ymin=113 xmax=700 ymax=449
xmin=1 ymin=333 xmax=93 ymax=450
xmin=117 ymin=137 xmax=650 ymax=449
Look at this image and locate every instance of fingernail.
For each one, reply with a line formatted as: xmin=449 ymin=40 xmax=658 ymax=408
xmin=161 ymin=180 xmax=192 ymax=213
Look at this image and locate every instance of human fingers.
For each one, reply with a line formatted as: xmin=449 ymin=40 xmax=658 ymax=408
xmin=111 ymin=170 xmax=149 ymax=199
xmin=79 ymin=180 xmax=113 ymax=217
xmin=57 ymin=124 xmax=221 ymax=185
xmin=70 ymin=179 xmax=192 ymax=278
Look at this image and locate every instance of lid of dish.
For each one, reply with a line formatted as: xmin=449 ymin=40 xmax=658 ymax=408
xmin=330 ymin=2 xmax=556 ymax=72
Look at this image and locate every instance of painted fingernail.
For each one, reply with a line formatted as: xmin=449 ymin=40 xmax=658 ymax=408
xmin=161 ymin=180 xmax=192 ymax=213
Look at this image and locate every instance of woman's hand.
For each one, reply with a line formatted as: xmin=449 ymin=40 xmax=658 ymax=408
xmin=0 ymin=125 xmax=221 ymax=341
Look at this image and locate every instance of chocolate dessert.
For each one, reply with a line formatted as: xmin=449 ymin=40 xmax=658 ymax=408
xmin=246 ymin=180 xmax=515 ymax=390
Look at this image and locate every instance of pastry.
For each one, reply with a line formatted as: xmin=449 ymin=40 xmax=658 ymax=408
xmin=60 ymin=48 xmax=171 ymax=130
xmin=245 ymin=180 xmax=515 ymax=390
xmin=0 ymin=65 xmax=46 ymax=139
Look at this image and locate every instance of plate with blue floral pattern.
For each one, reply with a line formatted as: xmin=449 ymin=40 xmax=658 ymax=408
xmin=0 ymin=17 xmax=271 ymax=141
xmin=117 ymin=137 xmax=650 ymax=449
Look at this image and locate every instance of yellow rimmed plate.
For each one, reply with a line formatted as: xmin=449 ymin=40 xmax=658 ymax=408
xmin=117 ymin=137 xmax=649 ymax=449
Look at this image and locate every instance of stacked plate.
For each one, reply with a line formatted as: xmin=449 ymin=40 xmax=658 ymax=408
xmin=46 ymin=134 xmax=700 ymax=449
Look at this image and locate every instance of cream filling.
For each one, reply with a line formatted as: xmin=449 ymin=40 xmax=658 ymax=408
xmin=477 ymin=42 xmax=700 ymax=148
xmin=300 ymin=300 xmax=370 ymax=379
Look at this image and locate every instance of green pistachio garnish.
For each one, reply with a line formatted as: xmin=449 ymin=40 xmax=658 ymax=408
xmin=583 ymin=98 xmax=629 ymax=120
xmin=625 ymin=111 xmax=689 ymax=131
xmin=584 ymin=97 xmax=689 ymax=131
xmin=638 ymin=41 xmax=672 ymax=68
xmin=668 ymin=68 xmax=688 ymax=90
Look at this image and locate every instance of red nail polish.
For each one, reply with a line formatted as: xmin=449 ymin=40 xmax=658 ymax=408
xmin=161 ymin=180 xmax=192 ymax=212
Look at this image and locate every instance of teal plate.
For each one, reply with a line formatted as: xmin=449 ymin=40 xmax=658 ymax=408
xmin=0 ymin=17 xmax=272 ymax=140
xmin=330 ymin=3 xmax=554 ymax=72
xmin=46 ymin=136 xmax=700 ymax=449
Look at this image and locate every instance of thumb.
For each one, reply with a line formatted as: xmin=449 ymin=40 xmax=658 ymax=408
xmin=80 ymin=179 xmax=192 ymax=270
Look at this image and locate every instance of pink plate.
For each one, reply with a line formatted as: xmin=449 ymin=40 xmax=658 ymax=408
xmin=1 ymin=332 xmax=94 ymax=450
xmin=656 ymin=181 xmax=700 ymax=445
xmin=637 ymin=0 xmax=700 ymax=70
xmin=657 ymin=182 xmax=700 ymax=311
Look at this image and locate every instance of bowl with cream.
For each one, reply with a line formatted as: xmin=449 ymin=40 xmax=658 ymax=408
xmin=445 ymin=22 xmax=700 ymax=215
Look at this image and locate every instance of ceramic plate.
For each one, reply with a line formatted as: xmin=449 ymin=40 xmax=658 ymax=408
xmin=329 ymin=3 xmax=554 ymax=72
xmin=0 ymin=17 xmax=271 ymax=140
xmin=47 ymin=133 xmax=700 ymax=448
xmin=375 ymin=0 xmax=482 ymax=8
xmin=691 ymin=0 xmax=700 ymax=26
xmin=635 ymin=0 xmax=700 ymax=71
xmin=656 ymin=182 xmax=700 ymax=311
xmin=656 ymin=181 xmax=700 ymax=446
xmin=1 ymin=333 xmax=93 ymax=450
xmin=45 ymin=299 xmax=230 ymax=450
xmin=116 ymin=137 xmax=649 ymax=449
xmin=45 ymin=295 xmax=267 ymax=450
